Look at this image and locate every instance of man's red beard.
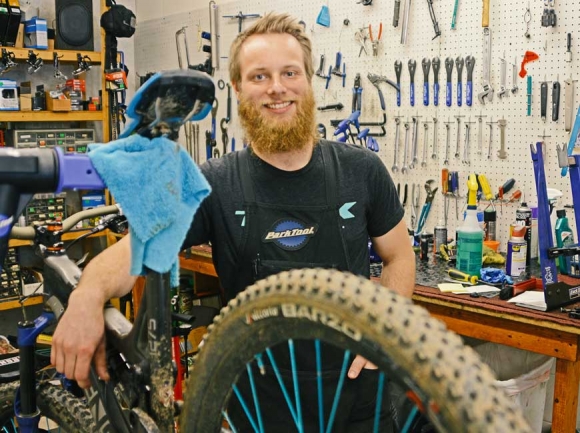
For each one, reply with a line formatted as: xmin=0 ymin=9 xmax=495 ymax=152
xmin=238 ymin=89 xmax=318 ymax=154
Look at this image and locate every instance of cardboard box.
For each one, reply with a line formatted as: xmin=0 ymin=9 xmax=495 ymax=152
xmin=15 ymin=23 xmax=23 ymax=48
xmin=20 ymin=94 xmax=31 ymax=111
xmin=24 ymin=17 xmax=48 ymax=50
xmin=45 ymin=92 xmax=70 ymax=112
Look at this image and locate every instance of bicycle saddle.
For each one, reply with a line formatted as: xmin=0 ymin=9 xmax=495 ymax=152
xmin=120 ymin=69 xmax=215 ymax=140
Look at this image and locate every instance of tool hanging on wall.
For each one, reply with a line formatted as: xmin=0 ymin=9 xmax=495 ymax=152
xmin=426 ymin=0 xmax=441 ymax=39
xmin=524 ymin=2 xmax=531 ymax=38
xmin=511 ymin=57 xmax=518 ymax=94
xmin=222 ymin=11 xmax=261 ymax=33
xmin=408 ymin=59 xmax=416 ymax=106
xmin=451 ymin=0 xmax=459 ymax=30
xmin=482 ymin=0 xmax=490 ymax=27
xmin=0 ymin=49 xmax=16 ymax=76
xmin=422 ymin=58 xmax=431 ymax=106
xmin=26 ymin=50 xmax=42 ymax=74
xmin=176 ymin=27 xmax=212 ymax=74
xmin=393 ymin=0 xmax=401 ymax=27
xmin=541 ymin=75 xmax=548 ymax=121
xmin=367 ymin=72 xmax=398 ymax=110
xmin=527 ymin=76 xmax=532 ymax=116
xmin=400 ymin=0 xmax=411 ymax=44
xmin=497 ymin=118 xmax=508 ymax=159
xmin=209 ymin=1 xmax=219 ymax=72
xmin=52 ymin=52 xmax=66 ymax=80
xmin=498 ymin=52 xmax=509 ymax=99
xmin=478 ymin=28 xmax=493 ymax=104
xmin=394 ymin=60 xmax=402 ymax=106
xmin=432 ymin=57 xmax=440 ymax=106
xmin=519 ymin=50 xmax=539 ymax=78
xmin=444 ymin=57 xmax=453 ymax=107
xmin=565 ymin=75 xmax=575 ymax=132
xmin=352 ymin=73 xmax=363 ymax=112
xmin=541 ymin=0 xmax=556 ymax=27
xmin=316 ymin=1 xmax=331 ymax=27
xmin=455 ymin=56 xmax=464 ymax=106
xmin=465 ymin=55 xmax=475 ymax=106
xmin=331 ymin=52 xmax=347 ymax=87
xmin=565 ymin=33 xmax=572 ymax=62
xmin=552 ymin=75 xmax=561 ymax=122
xmin=486 ymin=117 xmax=494 ymax=159
xmin=73 ymin=53 xmax=91 ymax=77
xmin=369 ymin=23 xmax=382 ymax=56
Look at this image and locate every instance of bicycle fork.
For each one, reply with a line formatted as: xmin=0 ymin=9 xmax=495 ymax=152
xmin=15 ymin=310 xmax=56 ymax=433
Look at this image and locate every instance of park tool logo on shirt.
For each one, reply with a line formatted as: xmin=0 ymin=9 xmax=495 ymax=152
xmin=263 ymin=219 xmax=318 ymax=251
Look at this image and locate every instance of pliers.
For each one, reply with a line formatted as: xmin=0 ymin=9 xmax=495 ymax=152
xmin=369 ymin=22 xmax=383 ymax=56
xmin=352 ymin=73 xmax=363 ymax=112
xmin=367 ymin=72 xmax=399 ymax=111
xmin=416 ymin=179 xmax=438 ymax=234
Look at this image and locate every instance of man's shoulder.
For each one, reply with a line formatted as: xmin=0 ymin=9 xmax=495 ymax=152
xmin=200 ymin=149 xmax=245 ymax=181
xmin=319 ymin=139 xmax=383 ymax=167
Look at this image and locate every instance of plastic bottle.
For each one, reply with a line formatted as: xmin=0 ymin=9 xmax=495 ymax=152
xmin=484 ymin=209 xmax=497 ymax=241
xmin=530 ymin=206 xmax=539 ymax=260
xmin=555 ymin=209 xmax=575 ymax=275
xmin=456 ymin=174 xmax=483 ymax=276
xmin=516 ymin=202 xmax=532 ymax=269
xmin=506 ymin=226 xmax=528 ymax=277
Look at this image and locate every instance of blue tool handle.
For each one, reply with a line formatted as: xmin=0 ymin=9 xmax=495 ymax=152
xmin=335 ymin=119 xmax=350 ymax=134
xmin=423 ymin=83 xmax=429 ymax=106
xmin=335 ymin=52 xmax=342 ymax=69
xmin=211 ymin=118 xmax=216 ymax=139
xmin=457 ymin=82 xmax=462 ymax=107
xmin=434 ymin=83 xmax=439 ymax=106
xmin=446 ymin=82 xmax=452 ymax=107
xmin=358 ymin=127 xmax=370 ymax=139
xmin=466 ymin=81 xmax=472 ymax=106
xmin=416 ymin=202 xmax=431 ymax=234
xmin=342 ymin=63 xmax=346 ymax=87
xmin=378 ymin=90 xmax=385 ymax=110
xmin=325 ymin=66 xmax=332 ymax=89
xmin=201 ymin=31 xmax=211 ymax=40
xmin=397 ymin=90 xmax=401 ymax=107
xmin=206 ymin=145 xmax=212 ymax=160
xmin=562 ymin=104 xmax=580 ymax=176
xmin=410 ymin=83 xmax=415 ymax=106
xmin=231 ymin=137 xmax=235 ymax=152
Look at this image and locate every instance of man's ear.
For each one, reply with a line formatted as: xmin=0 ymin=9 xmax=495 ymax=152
xmin=232 ymin=81 xmax=241 ymax=98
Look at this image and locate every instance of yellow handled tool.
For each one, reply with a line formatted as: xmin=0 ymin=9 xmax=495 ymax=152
xmin=448 ymin=268 xmax=479 ymax=284
xmin=482 ymin=0 xmax=490 ymax=28
xmin=477 ymin=173 xmax=493 ymax=201
xmin=467 ymin=173 xmax=478 ymax=207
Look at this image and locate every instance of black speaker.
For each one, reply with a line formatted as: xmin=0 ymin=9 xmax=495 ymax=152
xmin=55 ymin=0 xmax=93 ymax=51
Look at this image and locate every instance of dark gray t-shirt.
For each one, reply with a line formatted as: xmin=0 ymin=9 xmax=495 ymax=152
xmin=183 ymin=140 xmax=403 ymax=300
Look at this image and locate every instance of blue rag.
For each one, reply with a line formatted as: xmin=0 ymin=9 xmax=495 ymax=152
xmin=480 ymin=268 xmax=513 ymax=285
xmin=88 ymin=135 xmax=211 ymax=287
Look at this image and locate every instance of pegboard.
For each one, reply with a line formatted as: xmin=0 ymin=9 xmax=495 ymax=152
xmin=134 ymin=0 xmax=580 ymax=252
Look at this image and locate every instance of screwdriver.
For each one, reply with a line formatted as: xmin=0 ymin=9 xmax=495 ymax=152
xmin=451 ymin=171 xmax=459 ymax=219
xmin=478 ymin=173 xmax=493 ymax=201
xmin=448 ymin=268 xmax=479 ymax=284
xmin=507 ymin=190 xmax=522 ymax=204
xmin=495 ymin=178 xmax=516 ymax=200
xmin=442 ymin=168 xmax=449 ymax=226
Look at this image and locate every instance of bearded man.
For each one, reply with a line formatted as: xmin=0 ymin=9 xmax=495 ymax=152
xmin=50 ymin=12 xmax=414 ymax=432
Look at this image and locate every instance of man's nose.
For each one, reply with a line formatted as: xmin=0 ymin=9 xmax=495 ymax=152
xmin=267 ymin=75 xmax=287 ymax=94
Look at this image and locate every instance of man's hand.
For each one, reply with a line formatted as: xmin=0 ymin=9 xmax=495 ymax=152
xmin=50 ymin=290 xmax=109 ymax=389
xmin=348 ymin=355 xmax=378 ymax=379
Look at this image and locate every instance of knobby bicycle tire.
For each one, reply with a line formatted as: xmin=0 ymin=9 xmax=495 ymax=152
xmin=182 ymin=268 xmax=531 ymax=433
xmin=0 ymin=381 xmax=96 ymax=432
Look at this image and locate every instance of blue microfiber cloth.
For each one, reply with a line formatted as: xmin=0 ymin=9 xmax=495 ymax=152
xmin=88 ymin=134 xmax=211 ymax=287
xmin=480 ymin=268 xmax=513 ymax=285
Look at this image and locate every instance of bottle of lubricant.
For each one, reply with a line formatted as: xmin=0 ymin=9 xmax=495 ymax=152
xmin=456 ymin=174 xmax=483 ymax=276
xmin=506 ymin=226 xmax=528 ymax=277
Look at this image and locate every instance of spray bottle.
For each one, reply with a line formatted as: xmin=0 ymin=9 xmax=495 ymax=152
xmin=456 ymin=174 xmax=483 ymax=276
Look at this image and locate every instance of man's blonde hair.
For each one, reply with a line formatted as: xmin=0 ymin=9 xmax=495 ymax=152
xmin=229 ymin=12 xmax=314 ymax=88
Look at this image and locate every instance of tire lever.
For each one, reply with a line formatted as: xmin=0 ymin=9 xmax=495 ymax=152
xmin=552 ymin=75 xmax=561 ymax=122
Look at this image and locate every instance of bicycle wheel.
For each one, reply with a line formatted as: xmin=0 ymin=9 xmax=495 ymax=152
xmin=182 ymin=268 xmax=531 ymax=433
xmin=0 ymin=380 xmax=96 ymax=432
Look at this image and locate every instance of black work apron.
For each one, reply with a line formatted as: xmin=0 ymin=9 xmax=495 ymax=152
xmin=227 ymin=145 xmax=392 ymax=433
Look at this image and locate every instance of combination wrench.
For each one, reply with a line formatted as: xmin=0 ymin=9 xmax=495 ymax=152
xmin=422 ymin=58 xmax=431 ymax=106
xmin=478 ymin=27 xmax=494 ymax=104
xmin=463 ymin=119 xmax=473 ymax=164
xmin=455 ymin=56 xmax=464 ymax=107
xmin=445 ymin=57 xmax=453 ymax=107
xmin=408 ymin=59 xmax=417 ymax=106
xmin=511 ymin=56 xmax=518 ymax=94
xmin=432 ymin=57 xmax=440 ymax=106
xmin=410 ymin=116 xmax=420 ymax=168
xmin=402 ymin=121 xmax=410 ymax=173
xmin=465 ymin=55 xmax=475 ymax=106
xmin=392 ymin=117 xmax=401 ymax=172
xmin=400 ymin=0 xmax=411 ymax=44
xmin=395 ymin=60 xmax=402 ymax=107
xmin=487 ymin=118 xmax=494 ymax=159
xmin=431 ymin=117 xmax=439 ymax=160
xmin=498 ymin=52 xmax=509 ymax=98
xmin=454 ymin=116 xmax=462 ymax=159
xmin=421 ymin=122 xmax=429 ymax=167
xmin=497 ymin=118 xmax=507 ymax=159
xmin=444 ymin=118 xmax=452 ymax=165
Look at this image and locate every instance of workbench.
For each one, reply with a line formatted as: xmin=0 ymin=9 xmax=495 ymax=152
xmin=180 ymin=246 xmax=580 ymax=433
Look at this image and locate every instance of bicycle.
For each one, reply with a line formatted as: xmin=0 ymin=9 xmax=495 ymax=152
xmin=0 ymin=69 xmax=530 ymax=432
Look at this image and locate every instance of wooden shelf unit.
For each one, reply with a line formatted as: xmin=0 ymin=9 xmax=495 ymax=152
xmin=10 ymin=47 xmax=101 ymax=64
xmin=0 ymin=111 xmax=104 ymax=122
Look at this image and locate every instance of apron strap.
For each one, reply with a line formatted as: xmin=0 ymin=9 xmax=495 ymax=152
xmin=237 ymin=148 xmax=256 ymax=203
xmin=320 ymin=141 xmax=339 ymax=208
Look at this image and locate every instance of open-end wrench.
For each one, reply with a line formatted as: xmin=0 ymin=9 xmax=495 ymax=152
xmin=463 ymin=119 xmax=472 ymax=164
xmin=478 ymin=28 xmax=494 ymax=104
xmin=408 ymin=59 xmax=417 ymax=106
xmin=395 ymin=60 xmax=402 ymax=107
xmin=393 ymin=0 xmax=401 ymax=27
xmin=421 ymin=122 xmax=429 ymax=167
xmin=541 ymin=75 xmax=548 ymax=122
xmin=392 ymin=117 xmax=401 ymax=172
xmin=410 ymin=116 xmax=420 ymax=168
xmin=565 ymin=74 xmax=575 ymax=132
xmin=475 ymin=113 xmax=486 ymax=156
xmin=487 ymin=117 xmax=494 ymax=159
xmin=432 ymin=57 xmax=440 ymax=106
xmin=402 ymin=121 xmax=410 ymax=173
xmin=465 ymin=55 xmax=475 ymax=106
xmin=400 ymin=0 xmax=411 ymax=44
xmin=497 ymin=118 xmax=507 ymax=159
xmin=444 ymin=118 xmax=452 ymax=165
xmin=454 ymin=116 xmax=462 ymax=159
xmin=422 ymin=58 xmax=431 ymax=106
xmin=511 ymin=56 xmax=518 ymax=94
xmin=445 ymin=57 xmax=453 ymax=107
xmin=498 ymin=52 xmax=509 ymax=99
xmin=431 ymin=117 xmax=439 ymax=159
xmin=552 ymin=75 xmax=561 ymax=122
xmin=455 ymin=56 xmax=464 ymax=107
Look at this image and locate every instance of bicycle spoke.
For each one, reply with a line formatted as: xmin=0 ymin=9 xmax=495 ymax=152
xmin=401 ymin=405 xmax=419 ymax=433
xmin=315 ymin=339 xmax=324 ymax=433
xmin=245 ymin=363 xmax=264 ymax=433
xmin=373 ymin=372 xmax=386 ymax=433
xmin=324 ymin=350 xmax=350 ymax=433
xmin=265 ymin=348 xmax=300 ymax=425
xmin=232 ymin=384 xmax=261 ymax=433
xmin=288 ymin=339 xmax=304 ymax=433
xmin=222 ymin=410 xmax=238 ymax=433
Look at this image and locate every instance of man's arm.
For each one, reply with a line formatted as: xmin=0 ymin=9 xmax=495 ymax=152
xmin=50 ymin=234 xmax=136 ymax=388
xmin=371 ymin=219 xmax=416 ymax=298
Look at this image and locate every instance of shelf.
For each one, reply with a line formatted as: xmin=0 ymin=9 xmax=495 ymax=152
xmin=0 ymin=294 xmax=42 ymax=311
xmin=0 ymin=111 xmax=104 ymax=122
xmin=9 ymin=229 xmax=108 ymax=248
xmin=10 ymin=47 xmax=101 ymax=64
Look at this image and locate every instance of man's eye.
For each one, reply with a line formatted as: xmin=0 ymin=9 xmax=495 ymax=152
xmin=254 ymin=74 xmax=265 ymax=80
xmin=286 ymin=71 xmax=296 ymax=77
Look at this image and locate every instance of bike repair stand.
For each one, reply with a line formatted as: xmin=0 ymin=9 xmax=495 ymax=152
xmin=531 ymin=141 xmax=580 ymax=310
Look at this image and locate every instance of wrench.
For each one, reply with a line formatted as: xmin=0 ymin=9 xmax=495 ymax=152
xmin=487 ymin=118 xmax=494 ymax=159
xmin=444 ymin=119 xmax=451 ymax=165
xmin=410 ymin=116 xmax=420 ymax=168
xmin=478 ymin=28 xmax=494 ymax=104
xmin=445 ymin=57 xmax=453 ymax=107
xmin=432 ymin=57 xmax=440 ymax=106
xmin=465 ymin=55 xmax=475 ymax=106
xmin=565 ymin=75 xmax=575 ymax=132
xmin=402 ymin=121 xmax=410 ymax=173
xmin=431 ymin=117 xmax=439 ymax=159
xmin=401 ymin=0 xmax=411 ymax=44
xmin=455 ymin=56 xmax=464 ymax=107
xmin=395 ymin=60 xmax=402 ymax=106
xmin=511 ymin=56 xmax=518 ymax=94
xmin=498 ymin=52 xmax=509 ymax=98
xmin=422 ymin=58 xmax=431 ymax=106
xmin=421 ymin=122 xmax=429 ymax=167
xmin=454 ymin=117 xmax=461 ymax=159
xmin=392 ymin=117 xmax=401 ymax=172
xmin=476 ymin=115 xmax=484 ymax=155
xmin=497 ymin=118 xmax=507 ymax=159
xmin=408 ymin=59 xmax=417 ymax=106
xmin=463 ymin=121 xmax=471 ymax=164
